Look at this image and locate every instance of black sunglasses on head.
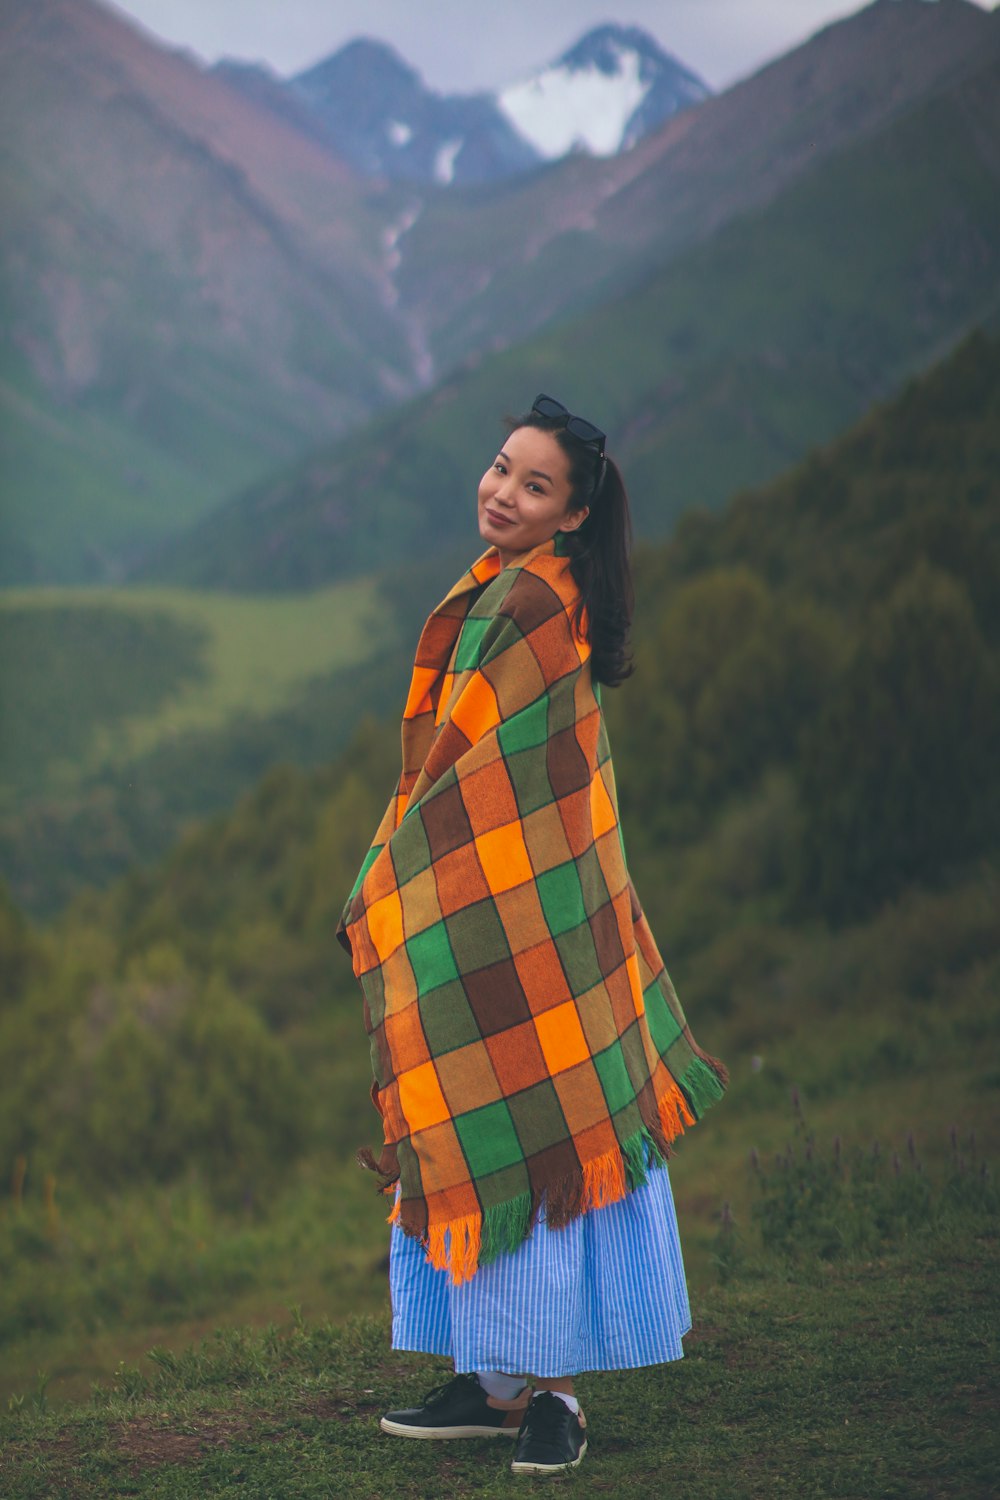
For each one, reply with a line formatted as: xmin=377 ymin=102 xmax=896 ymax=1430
xmin=531 ymin=394 xmax=606 ymax=459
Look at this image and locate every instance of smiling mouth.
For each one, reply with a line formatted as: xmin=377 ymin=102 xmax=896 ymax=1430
xmin=485 ymin=507 xmax=516 ymax=527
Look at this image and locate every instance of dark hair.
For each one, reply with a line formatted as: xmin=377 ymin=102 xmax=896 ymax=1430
xmin=507 ymin=408 xmax=634 ymax=687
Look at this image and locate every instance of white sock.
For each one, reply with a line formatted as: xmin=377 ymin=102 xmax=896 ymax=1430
xmin=476 ymin=1370 xmax=527 ymax=1401
xmin=539 ymin=1390 xmax=579 ymax=1414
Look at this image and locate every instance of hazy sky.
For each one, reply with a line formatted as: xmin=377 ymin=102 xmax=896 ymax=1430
xmin=103 ymin=0 xmax=982 ymax=92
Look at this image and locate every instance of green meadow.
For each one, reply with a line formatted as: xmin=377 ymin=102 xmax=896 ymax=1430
xmin=0 ymin=576 xmax=391 ymax=804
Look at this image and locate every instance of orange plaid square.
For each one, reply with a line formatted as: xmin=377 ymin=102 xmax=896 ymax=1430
xmin=460 ymin=760 xmax=521 ymax=836
xmin=404 ymin=664 xmax=441 ymax=719
xmin=534 ymin=1001 xmax=591 ymax=1075
xmin=450 ymin=672 xmax=501 ymax=743
xmin=572 ymin=1118 xmax=619 ymax=1162
xmin=475 ymin=821 xmax=534 ymax=894
xmin=590 ymin=767 xmax=617 ymax=838
xmin=485 ymin=1021 xmax=549 ymax=1093
xmin=367 ymin=889 xmax=404 ymax=963
xmin=433 ymin=843 xmax=491 ymax=914
xmin=424 ymin=1179 xmax=481 ymax=1223
xmin=397 ymin=1059 xmax=452 ymax=1131
xmin=625 ymin=950 xmax=645 ymax=1017
xmin=384 ymin=1002 xmax=431 ymax=1075
xmin=514 ymin=940 xmax=572 ymax=1013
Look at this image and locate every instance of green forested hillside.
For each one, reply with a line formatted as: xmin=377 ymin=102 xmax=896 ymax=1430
xmin=1 ymin=328 xmax=997 ymax=1405
xmin=137 ymin=45 xmax=1000 ymax=592
xmin=2 ymin=330 xmax=998 ymax=923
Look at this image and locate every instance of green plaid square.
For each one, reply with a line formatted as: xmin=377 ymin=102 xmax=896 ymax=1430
xmin=644 ymin=979 xmax=684 ymax=1055
xmin=497 ymin=697 xmax=550 ymax=755
xmin=455 ymin=1099 xmax=523 ymax=1175
xmin=594 ymin=1040 xmax=635 ymax=1115
xmin=536 ymin=861 xmax=587 ymax=936
xmin=407 ymin=920 xmax=460 ymax=995
xmin=454 ymin=616 xmax=491 ymax=672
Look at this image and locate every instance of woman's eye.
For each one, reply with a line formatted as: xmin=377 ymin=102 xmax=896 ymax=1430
xmin=493 ymin=461 xmax=506 ymax=473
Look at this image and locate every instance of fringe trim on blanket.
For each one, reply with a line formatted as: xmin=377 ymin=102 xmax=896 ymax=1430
xmin=677 ymin=1053 xmax=728 ymax=1117
xmin=389 ymin=1063 xmax=724 ymax=1285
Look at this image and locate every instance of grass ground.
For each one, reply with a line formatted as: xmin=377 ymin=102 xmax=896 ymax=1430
xmin=2 ymin=862 xmax=996 ymax=1491
xmin=0 ymin=1207 xmax=995 ymax=1498
xmin=1 ymin=1040 xmax=997 ymax=1497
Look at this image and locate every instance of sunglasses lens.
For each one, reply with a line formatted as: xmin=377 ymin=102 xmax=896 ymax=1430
xmin=566 ymin=417 xmax=606 ymax=453
xmin=530 ymin=395 xmax=605 ymax=457
xmin=532 ymin=395 xmax=568 ymax=420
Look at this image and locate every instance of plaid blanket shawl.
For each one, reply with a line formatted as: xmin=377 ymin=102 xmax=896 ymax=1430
xmin=336 ymin=532 xmax=727 ymax=1283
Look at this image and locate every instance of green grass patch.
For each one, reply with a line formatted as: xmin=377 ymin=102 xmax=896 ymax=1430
xmin=1 ymin=1139 xmax=995 ymax=1498
xmin=0 ymin=578 xmax=392 ymax=805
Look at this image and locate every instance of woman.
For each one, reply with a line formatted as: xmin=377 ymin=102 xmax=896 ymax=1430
xmin=336 ymin=395 xmax=728 ymax=1476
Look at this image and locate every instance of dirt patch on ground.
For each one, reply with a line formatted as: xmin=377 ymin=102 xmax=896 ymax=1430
xmin=284 ymin=1394 xmax=381 ymax=1425
xmin=113 ymin=1412 xmax=260 ymax=1474
xmin=111 ymin=1395 xmax=385 ymax=1472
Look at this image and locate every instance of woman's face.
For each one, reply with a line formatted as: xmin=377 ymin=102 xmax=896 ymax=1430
xmin=478 ymin=425 xmax=589 ymax=565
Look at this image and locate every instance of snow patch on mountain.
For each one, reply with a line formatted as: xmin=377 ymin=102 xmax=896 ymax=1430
xmin=500 ymin=45 xmax=647 ymax=158
xmin=434 ymin=139 xmax=463 ymax=184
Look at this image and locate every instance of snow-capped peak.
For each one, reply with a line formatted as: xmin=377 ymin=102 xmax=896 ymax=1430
xmin=499 ymin=24 xmax=710 ymax=161
xmin=500 ymin=43 xmax=646 ymax=158
xmin=218 ymin=23 xmax=710 ymax=188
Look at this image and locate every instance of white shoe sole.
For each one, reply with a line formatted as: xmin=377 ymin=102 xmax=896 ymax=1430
xmin=511 ymin=1437 xmax=588 ymax=1474
xmin=380 ymin=1417 xmax=520 ymax=1439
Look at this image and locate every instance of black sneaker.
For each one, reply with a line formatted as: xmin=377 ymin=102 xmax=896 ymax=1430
xmin=380 ymin=1372 xmax=530 ymax=1439
xmin=511 ymin=1391 xmax=588 ymax=1475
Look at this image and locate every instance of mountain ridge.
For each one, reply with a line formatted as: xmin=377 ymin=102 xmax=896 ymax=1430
xmin=3 ymin=0 xmax=998 ymax=584
xmin=0 ymin=0 xmax=421 ymax=582
xmin=132 ymin=29 xmax=1000 ymax=594
xmin=212 ymin=24 xmax=710 ymax=187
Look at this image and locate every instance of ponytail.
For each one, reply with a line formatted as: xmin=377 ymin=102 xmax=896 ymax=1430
xmin=563 ymin=455 xmax=634 ymax=687
xmin=506 ymin=410 xmax=635 ymax=687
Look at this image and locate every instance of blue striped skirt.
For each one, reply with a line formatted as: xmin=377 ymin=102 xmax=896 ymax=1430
xmin=388 ymin=1158 xmax=692 ymax=1376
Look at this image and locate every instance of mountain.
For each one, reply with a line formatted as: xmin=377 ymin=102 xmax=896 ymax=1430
xmin=393 ymin=0 xmax=1000 ymax=377
xmin=135 ymin=19 xmax=1000 ymax=593
xmin=497 ymin=24 xmax=709 ymax=159
xmin=213 ymin=26 xmax=709 ymax=187
xmin=4 ymin=0 xmax=998 ymax=585
xmin=288 ymin=40 xmax=539 ymax=185
xmin=0 ymin=0 xmax=415 ymax=583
